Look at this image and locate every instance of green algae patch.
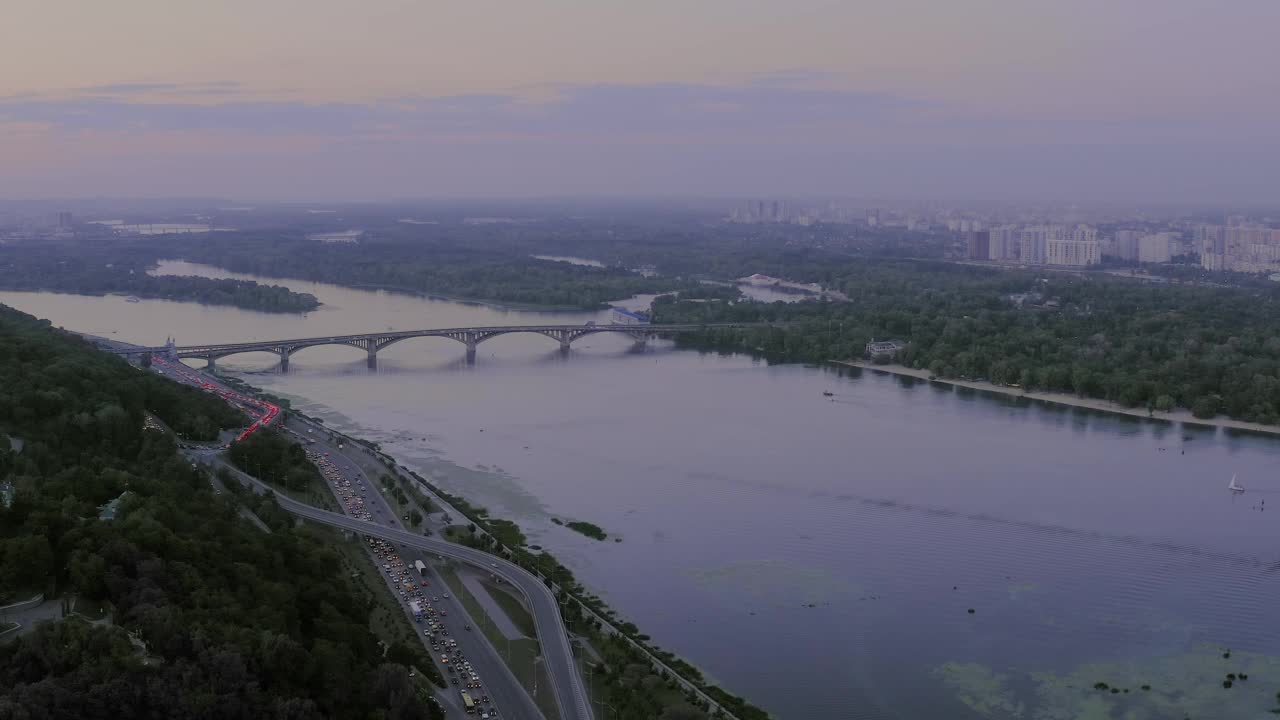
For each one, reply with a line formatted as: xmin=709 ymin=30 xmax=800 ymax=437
xmin=935 ymin=663 xmax=1026 ymax=718
xmin=937 ymin=647 xmax=1280 ymax=719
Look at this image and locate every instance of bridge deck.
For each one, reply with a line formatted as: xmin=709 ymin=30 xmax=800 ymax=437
xmin=113 ymin=323 xmax=758 ymax=357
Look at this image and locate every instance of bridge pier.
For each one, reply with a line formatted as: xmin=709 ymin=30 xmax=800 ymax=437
xmin=278 ymin=350 xmax=289 ymax=373
xmin=206 ymin=356 xmax=216 ymax=372
xmin=465 ymin=339 xmax=477 ymax=364
xmin=366 ymin=344 xmax=378 ymax=370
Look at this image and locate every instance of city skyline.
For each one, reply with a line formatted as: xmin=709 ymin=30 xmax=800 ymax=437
xmin=3 ymin=1 xmax=1279 ymax=201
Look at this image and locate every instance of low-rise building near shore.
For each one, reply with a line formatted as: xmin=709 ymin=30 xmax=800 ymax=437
xmin=865 ymin=339 xmax=906 ymax=360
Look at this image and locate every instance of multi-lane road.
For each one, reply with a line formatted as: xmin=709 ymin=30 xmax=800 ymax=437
xmin=96 ymin=335 xmax=594 ymax=720
xmin=148 ymin=358 xmax=590 ymax=720
xmin=237 ymin=467 xmax=592 ymax=720
xmin=293 ymin=427 xmax=548 ymax=720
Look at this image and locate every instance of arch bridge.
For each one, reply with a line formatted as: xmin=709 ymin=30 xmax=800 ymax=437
xmin=120 ymin=323 xmax=763 ymax=371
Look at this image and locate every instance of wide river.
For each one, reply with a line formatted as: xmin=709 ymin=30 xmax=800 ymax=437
xmin=6 ymin=261 xmax=1280 ymax=719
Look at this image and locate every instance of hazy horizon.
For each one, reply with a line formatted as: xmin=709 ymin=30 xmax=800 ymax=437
xmin=4 ymin=1 xmax=1278 ymax=203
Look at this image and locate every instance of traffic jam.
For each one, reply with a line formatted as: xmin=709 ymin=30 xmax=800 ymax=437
xmin=150 ymin=357 xmax=280 ymax=441
xmin=308 ymin=450 xmax=497 ymax=718
xmin=150 ymin=355 xmax=494 ymax=717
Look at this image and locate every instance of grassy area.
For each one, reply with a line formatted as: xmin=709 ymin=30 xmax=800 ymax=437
xmin=328 ymin=530 xmax=444 ymax=687
xmin=372 ymin=471 xmax=436 ymax=528
xmin=440 ymin=567 xmax=560 ymax=720
xmin=480 ymin=580 xmax=536 ymax=637
xmin=0 ymin=622 xmax=17 ymax=634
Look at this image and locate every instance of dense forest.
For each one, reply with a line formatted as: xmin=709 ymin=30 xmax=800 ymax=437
xmin=0 ymin=305 xmax=440 ymax=719
xmin=170 ymin=233 xmax=687 ymax=309
xmin=655 ymin=258 xmax=1280 ymax=425
xmin=0 ymin=245 xmax=319 ymax=313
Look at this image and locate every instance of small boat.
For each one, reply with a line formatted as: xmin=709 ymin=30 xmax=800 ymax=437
xmin=1228 ymin=474 xmax=1245 ymax=494
xmin=822 ymin=391 xmax=834 ymax=397
xmin=125 ymin=296 xmax=141 ymax=303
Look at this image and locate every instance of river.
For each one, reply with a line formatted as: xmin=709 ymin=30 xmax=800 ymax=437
xmin=5 ymin=260 xmax=1280 ymax=719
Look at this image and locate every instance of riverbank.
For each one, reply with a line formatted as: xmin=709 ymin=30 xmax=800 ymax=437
xmin=215 ymin=372 xmax=765 ymax=720
xmin=834 ymin=360 xmax=1280 ymax=437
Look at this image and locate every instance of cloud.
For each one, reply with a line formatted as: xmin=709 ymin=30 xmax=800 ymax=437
xmin=0 ymin=81 xmax=928 ymax=141
xmin=4 ymin=76 xmax=1278 ymax=202
xmin=73 ymin=81 xmax=244 ymax=97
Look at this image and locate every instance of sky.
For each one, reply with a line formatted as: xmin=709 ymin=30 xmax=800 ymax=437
xmin=2 ymin=0 xmax=1279 ymax=203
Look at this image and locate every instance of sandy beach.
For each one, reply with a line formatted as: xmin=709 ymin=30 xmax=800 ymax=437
xmin=833 ymin=360 xmax=1280 ymax=437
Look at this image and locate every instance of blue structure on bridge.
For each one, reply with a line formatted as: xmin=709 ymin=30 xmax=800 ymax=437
xmin=610 ymin=307 xmax=650 ymax=325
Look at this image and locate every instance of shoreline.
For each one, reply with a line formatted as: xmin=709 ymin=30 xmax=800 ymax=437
xmin=833 ymin=360 xmax=1280 ymax=437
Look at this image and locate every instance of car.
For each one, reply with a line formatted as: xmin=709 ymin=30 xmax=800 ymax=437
xmin=421 ymin=581 xmax=429 ymax=587
xmin=432 ymin=596 xmax=438 ymax=602
xmin=464 ymin=624 xmax=471 ymax=631
xmin=443 ymin=594 xmax=449 ymax=599
xmin=451 ymin=678 xmax=458 ymax=685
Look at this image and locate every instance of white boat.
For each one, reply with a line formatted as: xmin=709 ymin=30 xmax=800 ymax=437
xmin=1228 ymin=474 xmax=1245 ymax=494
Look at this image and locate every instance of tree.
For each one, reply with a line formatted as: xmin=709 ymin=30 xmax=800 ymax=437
xmin=408 ymin=509 xmax=423 ymax=527
xmin=1191 ymin=395 xmax=1221 ymax=419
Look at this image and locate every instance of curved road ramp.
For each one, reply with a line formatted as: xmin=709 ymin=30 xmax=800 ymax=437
xmin=240 ymin=473 xmax=594 ymax=720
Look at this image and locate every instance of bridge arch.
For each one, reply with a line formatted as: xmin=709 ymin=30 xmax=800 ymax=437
xmin=373 ymin=333 xmax=473 ymax=353
xmin=280 ymin=339 xmax=369 ymax=357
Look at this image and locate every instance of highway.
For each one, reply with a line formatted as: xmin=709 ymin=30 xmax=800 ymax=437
xmin=96 ymin=335 xmax=593 ymax=720
xmin=222 ymin=456 xmax=593 ymax=720
xmin=289 ymin=425 xmax=545 ymax=720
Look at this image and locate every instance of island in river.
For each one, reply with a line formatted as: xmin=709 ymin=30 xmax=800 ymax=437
xmin=0 ymin=244 xmax=319 ymax=313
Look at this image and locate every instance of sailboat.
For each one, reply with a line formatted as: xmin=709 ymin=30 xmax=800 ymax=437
xmin=1228 ymin=474 xmax=1245 ymax=494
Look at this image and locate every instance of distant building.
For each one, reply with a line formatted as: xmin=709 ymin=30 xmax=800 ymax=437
xmin=1019 ymin=227 xmax=1050 ymax=264
xmin=1111 ymin=230 xmax=1142 ymax=261
xmin=57 ymin=211 xmax=73 ymax=228
xmin=966 ymin=231 xmax=990 ymax=260
xmin=865 ymin=339 xmax=905 ymax=360
xmin=1196 ymin=224 xmax=1225 ymax=270
xmin=866 ymin=209 xmax=880 ymax=227
xmin=1138 ymin=233 xmax=1174 ymax=264
xmin=1020 ymin=225 xmax=1098 ymax=266
xmin=988 ymin=225 xmax=1020 ymax=261
xmin=1045 ymin=238 xmax=1101 ymax=266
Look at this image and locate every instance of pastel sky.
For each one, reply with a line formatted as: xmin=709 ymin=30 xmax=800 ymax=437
xmin=3 ymin=0 xmax=1278 ymax=202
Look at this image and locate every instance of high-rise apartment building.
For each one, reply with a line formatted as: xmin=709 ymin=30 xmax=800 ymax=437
xmin=988 ymin=225 xmax=1020 ymax=261
xmin=1020 ymin=225 xmax=1099 ymax=266
xmin=966 ymin=231 xmax=990 ymax=260
xmin=1111 ymin=230 xmax=1141 ymax=261
xmin=1137 ymin=233 xmax=1173 ymax=264
xmin=1046 ymin=238 xmax=1101 ymax=266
